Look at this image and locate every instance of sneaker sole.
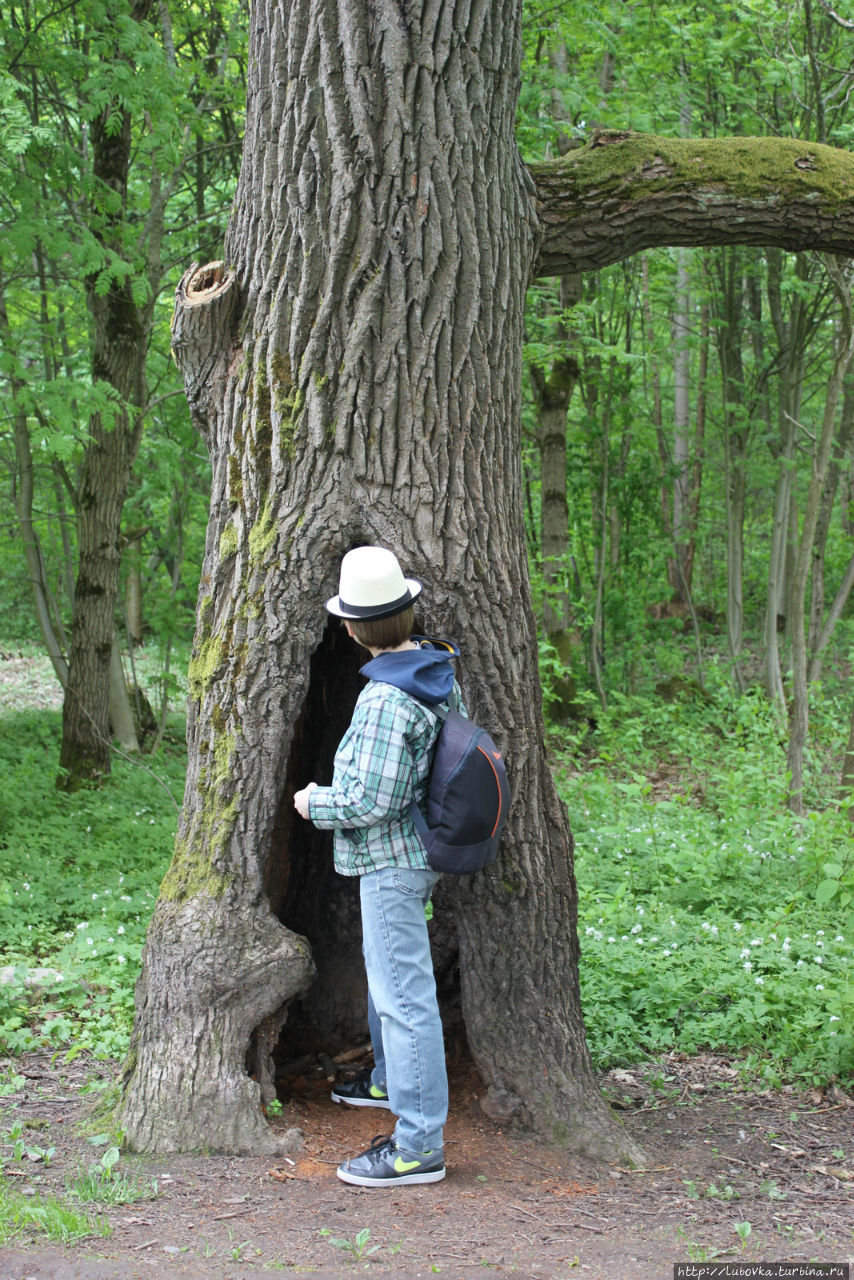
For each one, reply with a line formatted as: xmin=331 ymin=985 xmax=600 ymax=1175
xmin=330 ymin=1093 xmax=392 ymax=1109
xmin=336 ymin=1165 xmax=445 ymax=1187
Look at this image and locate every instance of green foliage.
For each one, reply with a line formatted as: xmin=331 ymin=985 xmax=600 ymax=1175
xmin=556 ymin=678 xmax=854 ymax=1085
xmin=0 ymin=710 xmax=182 ymax=1058
xmin=0 ymin=0 xmax=239 ymax=667
xmin=320 ymin=1226 xmax=381 ymax=1261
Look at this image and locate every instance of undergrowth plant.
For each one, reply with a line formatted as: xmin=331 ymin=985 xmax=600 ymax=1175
xmin=0 ymin=709 xmax=183 ymax=1059
xmin=0 ymin=1179 xmax=110 ymax=1246
xmin=319 ymin=1226 xmax=382 ymax=1262
xmin=66 ymin=1139 xmax=158 ymax=1205
xmin=556 ymin=674 xmax=853 ymax=1085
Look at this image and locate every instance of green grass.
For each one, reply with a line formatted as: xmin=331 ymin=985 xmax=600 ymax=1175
xmin=0 ymin=1178 xmax=111 ymax=1245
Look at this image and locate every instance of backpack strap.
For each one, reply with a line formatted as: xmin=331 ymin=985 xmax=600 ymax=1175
xmin=406 ymin=692 xmax=455 ymax=837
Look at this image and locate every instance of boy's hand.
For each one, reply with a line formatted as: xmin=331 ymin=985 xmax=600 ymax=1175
xmin=294 ymin=783 xmax=318 ymax=819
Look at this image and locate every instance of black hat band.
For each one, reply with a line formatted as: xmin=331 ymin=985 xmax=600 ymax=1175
xmin=339 ymin=589 xmax=414 ymax=620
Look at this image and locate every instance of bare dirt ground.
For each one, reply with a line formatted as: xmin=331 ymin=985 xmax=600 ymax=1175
xmin=1 ymin=1049 xmax=852 ymax=1280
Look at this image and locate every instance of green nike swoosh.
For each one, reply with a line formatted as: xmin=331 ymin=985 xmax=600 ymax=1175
xmin=393 ymin=1156 xmax=421 ymax=1173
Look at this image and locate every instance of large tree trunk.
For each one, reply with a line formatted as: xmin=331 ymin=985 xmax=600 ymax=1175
xmin=118 ymin=0 xmax=635 ymax=1161
xmin=117 ymin=10 xmax=854 ymax=1159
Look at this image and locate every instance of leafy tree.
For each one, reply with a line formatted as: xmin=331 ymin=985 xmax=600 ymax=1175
xmin=0 ymin=0 xmax=244 ymax=782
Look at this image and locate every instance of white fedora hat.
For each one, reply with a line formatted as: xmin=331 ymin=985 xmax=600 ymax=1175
xmin=326 ymin=546 xmax=422 ymax=620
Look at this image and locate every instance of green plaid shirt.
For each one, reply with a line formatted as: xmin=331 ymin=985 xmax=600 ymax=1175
xmin=308 ymin=680 xmax=462 ymax=876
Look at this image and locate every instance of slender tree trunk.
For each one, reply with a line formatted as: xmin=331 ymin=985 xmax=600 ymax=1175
xmin=58 ymin=397 xmax=145 ymax=785
xmin=787 ymin=259 xmax=854 ymax=810
xmin=682 ymin=300 xmax=708 ymax=596
xmin=2 ymin=289 xmax=69 ymax=689
xmin=57 ymin=10 xmax=154 ymax=789
xmin=716 ymin=249 xmax=748 ymax=693
xmin=764 ymin=446 xmax=794 ymax=707
xmin=109 ymin=634 xmax=139 ymax=753
xmin=528 ymin=281 xmax=583 ymax=720
xmin=842 ymin=455 xmax=854 ymax=537
xmin=725 ymin=446 xmax=746 ymax=693
xmin=670 ymin=246 xmax=692 ymax=600
xmin=125 ymin=534 xmax=145 ymax=647
xmin=529 ymin=275 xmax=581 ymax=653
xmin=643 ymin=256 xmax=669 ymax=547
xmin=842 ymin=700 xmax=854 ymax=821
xmin=807 ymin=377 xmax=854 ymax=681
xmin=764 ymin=251 xmax=809 ymax=703
xmin=590 ymin=382 xmax=610 ymax=712
xmin=119 ymin=0 xmax=635 ymax=1161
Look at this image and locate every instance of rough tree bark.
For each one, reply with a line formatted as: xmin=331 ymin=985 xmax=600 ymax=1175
xmin=531 ymin=132 xmax=854 ymax=275
xmin=118 ymin=5 xmax=854 ymax=1156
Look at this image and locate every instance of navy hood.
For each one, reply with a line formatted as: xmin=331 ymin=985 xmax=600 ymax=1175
xmin=360 ymin=636 xmax=459 ymax=705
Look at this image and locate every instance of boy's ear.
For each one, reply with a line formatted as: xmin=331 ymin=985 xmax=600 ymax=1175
xmin=344 ymin=621 xmax=354 ymax=638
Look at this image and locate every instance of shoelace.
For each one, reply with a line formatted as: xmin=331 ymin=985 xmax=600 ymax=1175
xmin=365 ymin=1135 xmax=395 ymax=1163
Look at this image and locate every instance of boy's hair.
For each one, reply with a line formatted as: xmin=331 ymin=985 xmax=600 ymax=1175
xmin=349 ymin=606 xmax=414 ymax=651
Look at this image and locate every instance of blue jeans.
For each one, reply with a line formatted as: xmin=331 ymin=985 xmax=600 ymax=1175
xmin=360 ymin=866 xmax=447 ymax=1156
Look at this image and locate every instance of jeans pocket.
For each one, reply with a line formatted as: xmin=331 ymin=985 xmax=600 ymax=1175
xmin=392 ymin=867 xmax=439 ymax=897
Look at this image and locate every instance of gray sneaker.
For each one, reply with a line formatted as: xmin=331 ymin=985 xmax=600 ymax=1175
xmin=330 ymin=1069 xmax=391 ymax=1109
xmin=337 ymin=1135 xmax=445 ymax=1187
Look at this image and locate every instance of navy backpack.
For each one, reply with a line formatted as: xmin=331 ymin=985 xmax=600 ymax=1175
xmin=408 ymin=702 xmax=510 ymax=875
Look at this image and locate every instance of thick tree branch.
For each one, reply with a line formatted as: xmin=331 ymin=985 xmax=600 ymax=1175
xmin=530 ymin=132 xmax=854 ymax=277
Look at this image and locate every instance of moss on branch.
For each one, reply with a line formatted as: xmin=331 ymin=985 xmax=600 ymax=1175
xmin=530 ymin=131 xmax=854 ymax=276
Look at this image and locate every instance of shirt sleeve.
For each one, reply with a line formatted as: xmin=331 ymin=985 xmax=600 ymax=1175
xmin=307 ymin=695 xmax=421 ymax=831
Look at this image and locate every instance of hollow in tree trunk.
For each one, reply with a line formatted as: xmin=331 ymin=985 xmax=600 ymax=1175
xmin=117 ymin=0 xmax=635 ymax=1161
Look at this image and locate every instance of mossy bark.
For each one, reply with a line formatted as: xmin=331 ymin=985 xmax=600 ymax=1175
xmin=531 ymin=132 xmax=854 ymax=277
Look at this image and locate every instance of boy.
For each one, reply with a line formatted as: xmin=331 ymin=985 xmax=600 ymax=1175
xmin=293 ymin=545 xmax=463 ymax=1187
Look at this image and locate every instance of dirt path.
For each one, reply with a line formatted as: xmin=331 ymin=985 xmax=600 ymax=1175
xmin=1 ymin=1051 xmax=852 ymax=1280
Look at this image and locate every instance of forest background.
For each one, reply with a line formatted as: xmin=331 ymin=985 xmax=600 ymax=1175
xmin=0 ymin=0 xmax=852 ymax=1136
